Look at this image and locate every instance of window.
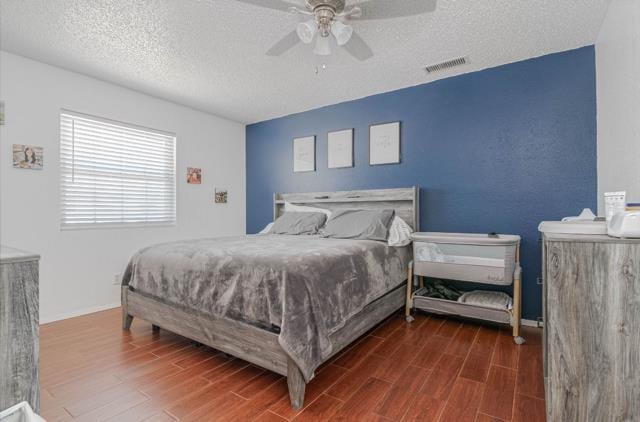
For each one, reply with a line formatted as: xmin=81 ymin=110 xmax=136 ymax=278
xmin=60 ymin=111 xmax=176 ymax=229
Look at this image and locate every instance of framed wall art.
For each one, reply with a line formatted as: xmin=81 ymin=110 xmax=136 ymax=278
xmin=369 ymin=121 xmax=400 ymax=165
xmin=293 ymin=135 xmax=315 ymax=173
xmin=215 ymin=188 xmax=228 ymax=203
xmin=327 ymin=129 xmax=354 ymax=169
xmin=12 ymin=144 xmax=43 ymax=170
xmin=187 ymin=167 xmax=202 ymax=184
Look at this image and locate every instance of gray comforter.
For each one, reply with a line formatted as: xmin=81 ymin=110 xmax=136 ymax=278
xmin=122 ymin=234 xmax=410 ymax=381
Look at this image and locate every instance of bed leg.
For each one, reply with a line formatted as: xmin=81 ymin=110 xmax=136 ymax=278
xmin=287 ymin=358 xmax=306 ymax=410
xmin=121 ymin=285 xmax=133 ymax=330
xmin=123 ymin=313 xmax=133 ymax=330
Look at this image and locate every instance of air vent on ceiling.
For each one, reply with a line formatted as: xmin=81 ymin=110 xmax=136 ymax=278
xmin=424 ymin=57 xmax=467 ymax=74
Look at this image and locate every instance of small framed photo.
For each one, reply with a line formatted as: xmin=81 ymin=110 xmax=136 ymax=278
xmin=0 ymin=101 xmax=5 ymax=125
xmin=369 ymin=121 xmax=400 ymax=165
xmin=293 ymin=136 xmax=315 ymax=173
xmin=327 ymin=129 xmax=354 ymax=169
xmin=187 ymin=167 xmax=202 ymax=184
xmin=215 ymin=188 xmax=228 ymax=204
xmin=13 ymin=144 xmax=43 ymax=170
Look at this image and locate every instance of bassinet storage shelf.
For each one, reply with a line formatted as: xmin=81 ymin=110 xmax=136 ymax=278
xmin=405 ymin=232 xmax=524 ymax=344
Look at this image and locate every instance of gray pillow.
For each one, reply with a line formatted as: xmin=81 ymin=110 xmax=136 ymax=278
xmin=269 ymin=212 xmax=327 ymax=235
xmin=321 ymin=209 xmax=395 ymax=241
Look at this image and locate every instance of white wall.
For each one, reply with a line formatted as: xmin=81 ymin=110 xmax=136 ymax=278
xmin=596 ymin=0 xmax=640 ymax=213
xmin=0 ymin=51 xmax=246 ymax=323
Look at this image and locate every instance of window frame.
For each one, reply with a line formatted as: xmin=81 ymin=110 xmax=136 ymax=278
xmin=59 ymin=109 xmax=177 ymax=231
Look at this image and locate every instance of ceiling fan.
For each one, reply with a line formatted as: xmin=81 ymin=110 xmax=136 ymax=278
xmin=233 ymin=0 xmax=437 ymax=61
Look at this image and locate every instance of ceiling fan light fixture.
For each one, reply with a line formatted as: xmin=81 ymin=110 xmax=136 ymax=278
xmin=296 ymin=20 xmax=317 ymax=44
xmin=313 ymin=35 xmax=331 ymax=56
xmin=331 ymin=20 xmax=353 ymax=46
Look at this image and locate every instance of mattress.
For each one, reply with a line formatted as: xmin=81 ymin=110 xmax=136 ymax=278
xmin=122 ymin=234 xmax=410 ymax=381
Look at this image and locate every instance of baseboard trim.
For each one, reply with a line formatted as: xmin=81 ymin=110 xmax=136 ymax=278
xmin=521 ymin=318 xmax=542 ymax=328
xmin=40 ymin=303 xmax=543 ymax=328
xmin=41 ymin=302 xmax=121 ymax=325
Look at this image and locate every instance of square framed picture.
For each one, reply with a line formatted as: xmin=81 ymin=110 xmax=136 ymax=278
xmin=187 ymin=167 xmax=202 ymax=184
xmin=327 ymin=129 xmax=354 ymax=169
xmin=369 ymin=121 xmax=401 ymax=165
xmin=215 ymin=188 xmax=228 ymax=203
xmin=13 ymin=144 xmax=43 ymax=170
xmin=293 ymin=135 xmax=315 ymax=173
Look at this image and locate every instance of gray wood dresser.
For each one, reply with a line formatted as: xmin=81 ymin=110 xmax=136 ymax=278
xmin=542 ymin=233 xmax=640 ymax=421
xmin=0 ymin=245 xmax=40 ymax=413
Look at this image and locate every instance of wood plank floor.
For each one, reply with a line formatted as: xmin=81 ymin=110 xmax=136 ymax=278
xmin=40 ymin=308 xmax=545 ymax=422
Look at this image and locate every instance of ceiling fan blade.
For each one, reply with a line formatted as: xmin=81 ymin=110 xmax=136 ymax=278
xmin=343 ymin=32 xmax=373 ymax=61
xmin=232 ymin=0 xmax=302 ymax=13
xmin=349 ymin=0 xmax=437 ymax=20
xmin=266 ymin=30 xmax=301 ymax=56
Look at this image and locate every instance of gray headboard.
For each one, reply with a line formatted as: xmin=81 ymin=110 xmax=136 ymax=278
xmin=274 ymin=187 xmax=420 ymax=231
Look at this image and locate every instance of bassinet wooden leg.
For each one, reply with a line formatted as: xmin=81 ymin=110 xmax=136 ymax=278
xmin=512 ymin=270 xmax=525 ymax=344
xmin=405 ymin=261 xmax=414 ymax=322
xmin=287 ymin=358 xmax=306 ymax=410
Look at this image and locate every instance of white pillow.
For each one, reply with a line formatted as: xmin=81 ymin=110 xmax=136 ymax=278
xmin=258 ymin=222 xmax=274 ymax=234
xmin=284 ymin=201 xmax=332 ymax=218
xmin=388 ymin=216 xmax=413 ymax=247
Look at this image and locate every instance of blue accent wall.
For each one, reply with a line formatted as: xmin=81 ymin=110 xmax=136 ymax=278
xmin=246 ymin=46 xmax=597 ymax=320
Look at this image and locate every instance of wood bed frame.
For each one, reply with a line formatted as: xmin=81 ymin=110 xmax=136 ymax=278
xmin=122 ymin=187 xmax=419 ymax=409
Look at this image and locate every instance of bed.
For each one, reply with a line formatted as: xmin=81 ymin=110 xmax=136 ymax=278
xmin=121 ymin=187 xmax=419 ymax=409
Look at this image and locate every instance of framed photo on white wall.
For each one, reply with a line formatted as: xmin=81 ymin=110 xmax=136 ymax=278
xmin=293 ymin=135 xmax=316 ymax=172
xmin=369 ymin=121 xmax=400 ymax=165
xmin=12 ymin=144 xmax=43 ymax=170
xmin=327 ymin=129 xmax=353 ymax=169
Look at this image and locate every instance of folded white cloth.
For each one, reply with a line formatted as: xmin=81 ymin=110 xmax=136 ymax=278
xmin=457 ymin=290 xmax=513 ymax=310
xmin=387 ymin=216 xmax=413 ymax=247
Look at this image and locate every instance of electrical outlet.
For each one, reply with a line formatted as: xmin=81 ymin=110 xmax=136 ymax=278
xmin=113 ymin=273 xmax=122 ymax=285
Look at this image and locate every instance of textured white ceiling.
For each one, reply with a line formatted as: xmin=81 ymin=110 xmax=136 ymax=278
xmin=0 ymin=0 xmax=611 ymax=123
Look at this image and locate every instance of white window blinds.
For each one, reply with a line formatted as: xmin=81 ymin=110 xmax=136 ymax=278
xmin=60 ymin=111 xmax=176 ymax=229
